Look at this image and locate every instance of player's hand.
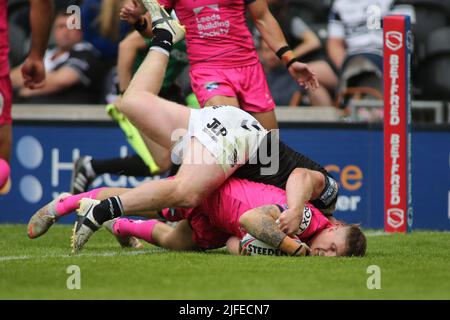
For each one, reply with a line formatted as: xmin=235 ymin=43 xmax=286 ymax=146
xmin=120 ymin=0 xmax=144 ymax=25
xmin=21 ymin=55 xmax=45 ymax=89
xmin=226 ymin=236 xmax=241 ymax=255
xmin=277 ymin=208 xmax=303 ymax=236
xmin=288 ymin=61 xmax=319 ymax=91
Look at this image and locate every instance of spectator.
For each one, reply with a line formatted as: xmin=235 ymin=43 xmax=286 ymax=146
xmin=259 ymin=40 xmax=299 ymax=106
xmin=10 ymin=11 xmax=103 ymax=104
xmin=81 ymin=0 xmax=131 ymax=61
xmin=327 ymin=0 xmax=395 ymax=96
xmin=267 ymin=0 xmax=338 ymax=106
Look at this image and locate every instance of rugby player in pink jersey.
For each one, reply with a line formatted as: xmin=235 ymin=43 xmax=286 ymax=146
xmin=48 ymin=177 xmax=365 ymax=257
xmin=0 ymin=0 xmax=53 ymax=194
xmin=151 ymin=177 xmax=366 ymax=257
xmin=121 ymin=0 xmax=319 ymax=130
xmin=28 ymin=174 xmax=365 ymax=256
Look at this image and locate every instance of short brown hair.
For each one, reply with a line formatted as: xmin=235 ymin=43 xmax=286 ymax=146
xmin=344 ymin=225 xmax=367 ymax=257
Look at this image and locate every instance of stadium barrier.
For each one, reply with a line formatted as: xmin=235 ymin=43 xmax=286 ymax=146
xmin=349 ymin=100 xmax=447 ymax=124
xmin=11 ymin=104 xmax=343 ymax=123
xmin=1 ymin=104 xmax=449 ymax=230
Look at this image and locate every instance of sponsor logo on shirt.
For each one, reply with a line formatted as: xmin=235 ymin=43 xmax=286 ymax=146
xmin=298 ymin=206 xmax=312 ymax=235
xmin=194 ymin=5 xmax=230 ymax=38
xmin=205 ymin=82 xmax=219 ymax=91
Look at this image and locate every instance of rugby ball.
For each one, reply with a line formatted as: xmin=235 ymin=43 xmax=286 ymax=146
xmin=239 ymin=233 xmax=301 ymax=256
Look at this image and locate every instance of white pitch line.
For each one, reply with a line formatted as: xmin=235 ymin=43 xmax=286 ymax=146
xmin=365 ymin=231 xmax=390 ymax=237
xmin=0 ymin=248 xmax=166 ymax=263
xmin=0 ymin=255 xmax=31 ymax=262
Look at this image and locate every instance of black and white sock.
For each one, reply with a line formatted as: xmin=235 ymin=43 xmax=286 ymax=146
xmin=92 ymin=196 xmax=124 ymax=225
xmin=150 ymin=29 xmax=173 ymax=57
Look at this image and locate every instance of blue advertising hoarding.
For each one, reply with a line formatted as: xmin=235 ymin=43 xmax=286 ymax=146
xmin=0 ymin=122 xmax=449 ymax=230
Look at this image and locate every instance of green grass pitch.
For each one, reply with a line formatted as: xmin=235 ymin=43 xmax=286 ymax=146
xmin=0 ymin=224 xmax=449 ymax=299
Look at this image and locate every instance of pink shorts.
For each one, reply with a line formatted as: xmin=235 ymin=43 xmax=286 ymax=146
xmin=160 ymin=207 xmax=230 ymax=250
xmin=190 ymin=63 xmax=276 ymax=113
xmin=0 ymin=76 xmax=12 ymax=125
xmin=189 ymin=212 xmax=230 ymax=250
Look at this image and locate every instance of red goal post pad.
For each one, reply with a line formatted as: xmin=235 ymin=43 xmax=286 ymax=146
xmin=383 ymin=15 xmax=413 ymax=233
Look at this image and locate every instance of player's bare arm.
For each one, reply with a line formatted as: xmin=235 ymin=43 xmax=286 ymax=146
xmin=247 ymin=0 xmax=318 ymax=90
xmin=117 ymin=31 xmax=149 ymax=92
xmin=280 ymin=168 xmax=327 ymax=235
xmin=21 ymin=0 xmax=53 ymax=89
xmin=18 ymin=67 xmax=80 ymax=97
xmin=239 ymin=205 xmax=310 ymax=256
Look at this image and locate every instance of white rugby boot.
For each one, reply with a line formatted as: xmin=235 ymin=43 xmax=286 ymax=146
xmin=28 ymin=193 xmax=72 ymax=239
xmin=71 ymin=198 xmax=101 ymax=254
xmin=140 ymin=0 xmax=185 ymax=43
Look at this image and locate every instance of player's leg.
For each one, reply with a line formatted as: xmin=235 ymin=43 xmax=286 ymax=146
xmin=80 ymin=104 xmax=265 ymax=224
xmin=27 ymin=188 xmax=122 ymax=239
xmin=28 ymin=186 xmax=159 ymax=239
xmin=108 ymin=100 xmax=167 ymax=174
xmin=72 ymin=105 xmax=266 ymax=252
xmin=0 ymin=75 xmax=13 ymax=194
xmin=153 ymin=220 xmax=197 ymax=250
xmin=119 ymin=8 xmax=190 ymax=148
xmin=0 ymin=124 xmax=11 ymax=162
xmin=0 ymin=124 xmax=12 ymax=193
xmin=121 ymin=50 xmax=191 ymax=149
xmin=71 ymin=153 xmax=167 ymax=195
xmin=140 ymin=134 xmax=172 ymax=172
xmin=110 ymin=138 xmax=232 ymax=213
xmin=71 ymin=138 xmax=236 ymax=253
xmin=104 ymin=217 xmax=197 ymax=251
xmin=237 ymin=63 xmax=278 ymax=130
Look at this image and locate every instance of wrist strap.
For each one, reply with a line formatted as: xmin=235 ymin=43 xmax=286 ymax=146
xmin=134 ymin=17 xmax=148 ymax=32
xmin=276 ymin=45 xmax=291 ymax=60
xmin=286 ymin=57 xmax=299 ymax=69
xmin=291 ymin=244 xmax=304 ymax=256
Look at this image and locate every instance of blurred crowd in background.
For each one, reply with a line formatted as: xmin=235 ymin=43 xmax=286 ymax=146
xmin=6 ymin=0 xmax=450 ymax=109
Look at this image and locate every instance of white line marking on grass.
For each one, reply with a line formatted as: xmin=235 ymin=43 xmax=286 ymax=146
xmin=0 ymin=248 xmax=166 ymax=263
xmin=365 ymin=231 xmax=390 ymax=237
xmin=0 ymin=255 xmax=31 ymax=262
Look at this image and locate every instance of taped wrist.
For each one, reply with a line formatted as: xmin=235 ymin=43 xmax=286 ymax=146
xmin=150 ymin=29 xmax=173 ymax=56
xmin=286 ymin=57 xmax=300 ymax=69
xmin=291 ymin=243 xmax=310 ymax=256
xmin=276 ymin=45 xmax=291 ymax=59
xmin=311 ymin=175 xmax=339 ymax=210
